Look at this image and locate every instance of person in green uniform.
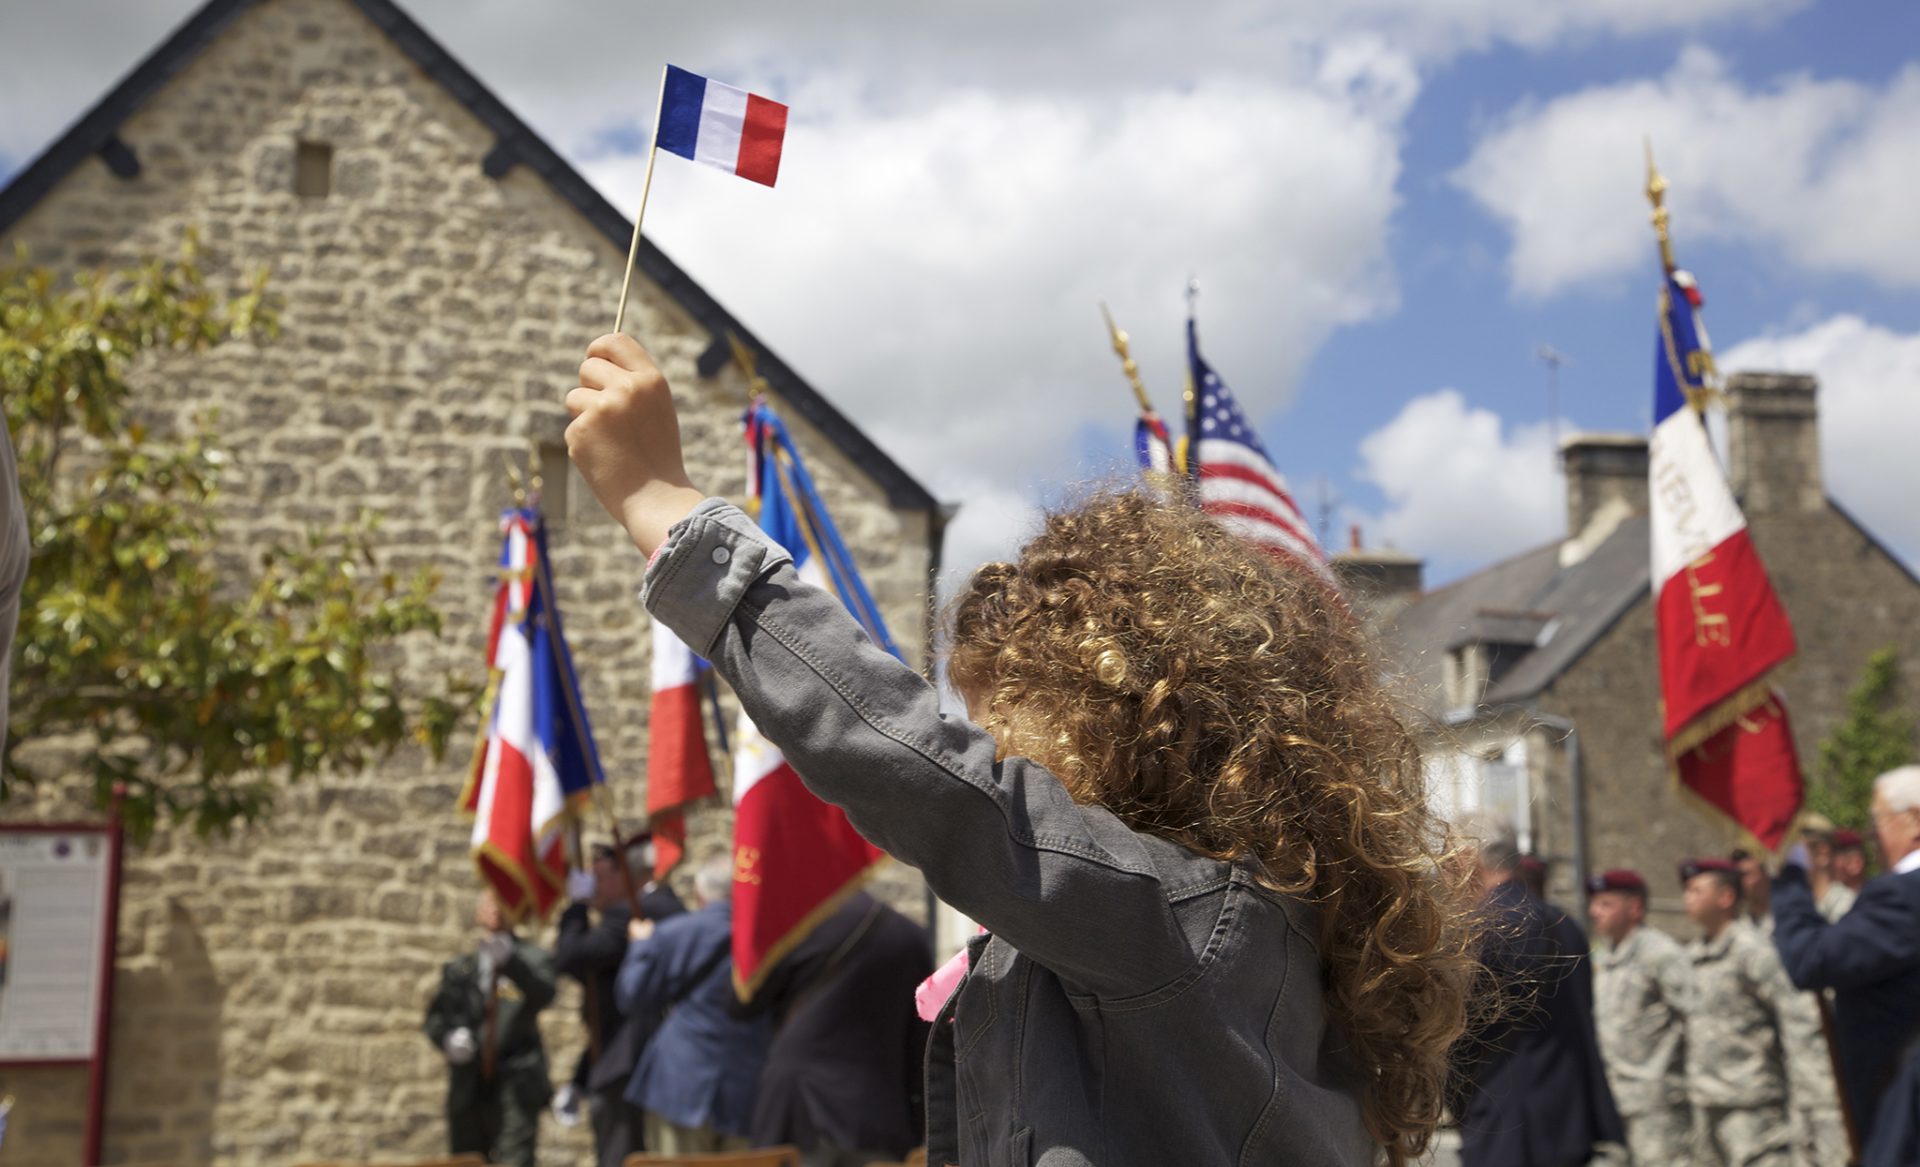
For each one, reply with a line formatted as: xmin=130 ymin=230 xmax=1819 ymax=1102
xmin=424 ymin=890 xmax=557 ymax=1166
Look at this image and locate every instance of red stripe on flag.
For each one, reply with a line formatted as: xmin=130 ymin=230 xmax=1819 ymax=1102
xmin=645 ymin=682 xmax=715 ymax=879
xmin=730 ymin=762 xmax=882 ymax=997
xmin=735 ymin=94 xmax=788 ymax=187
xmin=1200 ymin=499 xmax=1319 ymax=552
xmin=1676 ymin=694 xmax=1803 ymax=850
xmin=1199 ymin=461 xmax=1304 ymax=512
xmin=1654 ymin=528 xmax=1797 ymax=739
xmin=479 ymin=742 xmax=562 ymax=919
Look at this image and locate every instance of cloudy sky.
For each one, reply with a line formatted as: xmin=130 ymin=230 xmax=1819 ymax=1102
xmin=3 ymin=0 xmax=1917 ymax=588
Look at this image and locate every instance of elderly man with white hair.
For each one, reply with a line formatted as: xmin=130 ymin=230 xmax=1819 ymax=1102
xmin=1772 ymin=765 xmax=1920 ymax=1166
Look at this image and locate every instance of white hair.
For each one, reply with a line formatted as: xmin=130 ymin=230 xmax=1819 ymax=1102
xmin=694 ymin=855 xmax=733 ymax=905
xmin=1876 ymin=765 xmax=1920 ymax=814
xmin=1456 ymin=811 xmax=1521 ymax=873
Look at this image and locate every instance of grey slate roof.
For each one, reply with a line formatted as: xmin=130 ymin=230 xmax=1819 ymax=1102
xmin=1381 ymin=514 xmax=1652 ymax=714
xmin=0 ymin=0 xmax=942 ymax=517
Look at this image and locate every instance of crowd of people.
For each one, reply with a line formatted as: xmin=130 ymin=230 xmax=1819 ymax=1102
xmin=1449 ymin=784 xmax=1920 ymax=1167
xmin=422 ymin=840 xmax=931 ymax=1167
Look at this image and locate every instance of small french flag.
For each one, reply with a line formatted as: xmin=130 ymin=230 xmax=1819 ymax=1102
xmin=657 ymin=65 xmax=788 ymax=188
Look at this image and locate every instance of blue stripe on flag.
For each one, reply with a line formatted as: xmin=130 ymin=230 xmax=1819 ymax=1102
xmin=657 ymin=65 xmax=706 ymax=160
xmin=1653 ymin=271 xmax=1704 ymax=425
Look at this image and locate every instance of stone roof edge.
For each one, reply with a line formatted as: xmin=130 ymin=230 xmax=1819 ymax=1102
xmin=0 ymin=0 xmax=944 ymax=517
xmin=1482 ymin=572 xmax=1649 ymax=706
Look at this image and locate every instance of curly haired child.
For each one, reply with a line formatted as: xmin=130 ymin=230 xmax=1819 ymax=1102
xmin=566 ymin=333 xmax=1480 ymax=1166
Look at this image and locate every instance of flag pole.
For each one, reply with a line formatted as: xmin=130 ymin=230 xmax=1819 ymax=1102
xmin=613 ymin=66 xmax=671 ymax=336
xmin=1099 ymin=303 xmax=1156 ymax=415
xmin=1644 ymin=138 xmax=1677 ymax=276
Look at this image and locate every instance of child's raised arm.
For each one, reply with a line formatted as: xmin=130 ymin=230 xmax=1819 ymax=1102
xmin=566 ymin=338 xmax=1207 ymax=1000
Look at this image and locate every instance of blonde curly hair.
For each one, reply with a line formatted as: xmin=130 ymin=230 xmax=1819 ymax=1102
xmin=946 ymin=489 xmax=1479 ymax=1163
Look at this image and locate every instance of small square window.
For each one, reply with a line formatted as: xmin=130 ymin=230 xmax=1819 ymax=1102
xmin=294 ymin=140 xmax=332 ymax=198
xmin=537 ymin=442 xmax=572 ymax=528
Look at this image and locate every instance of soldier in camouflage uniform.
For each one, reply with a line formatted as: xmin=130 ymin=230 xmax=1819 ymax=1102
xmin=1681 ymin=858 xmax=1798 ymax=1167
xmin=1588 ymin=868 xmax=1694 ymax=1167
xmin=424 ymin=890 xmax=558 ymax=1167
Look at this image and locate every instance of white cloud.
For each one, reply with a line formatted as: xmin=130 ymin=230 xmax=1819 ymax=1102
xmin=1353 ymin=390 xmax=1563 ymax=566
xmin=1456 ymin=48 xmax=1920 ymax=297
xmin=0 ymin=0 xmax=1808 ymax=586
xmin=1721 ymin=315 xmax=1920 ymax=567
xmin=587 ymin=78 xmax=1404 ymax=573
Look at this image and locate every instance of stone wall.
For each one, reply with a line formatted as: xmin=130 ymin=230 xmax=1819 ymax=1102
xmin=0 ymin=1 xmax=936 ymax=1162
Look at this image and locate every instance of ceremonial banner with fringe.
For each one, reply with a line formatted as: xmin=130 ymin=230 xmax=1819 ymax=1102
xmin=645 ymin=623 xmax=716 ymax=879
xmin=1649 ymin=267 xmax=1802 ymax=847
xmin=462 ymin=506 xmax=605 ymax=921
xmin=730 ymin=402 xmax=891 ymax=999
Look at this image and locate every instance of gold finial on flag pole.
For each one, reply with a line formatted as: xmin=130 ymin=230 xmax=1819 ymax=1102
xmin=725 ymin=330 xmax=772 ymax=405
xmin=1099 ymin=303 xmax=1155 ymax=415
xmin=1645 ymin=138 xmax=1677 ymax=274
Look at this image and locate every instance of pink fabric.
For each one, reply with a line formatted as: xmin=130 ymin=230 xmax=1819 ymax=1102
xmin=647 ymin=541 xmax=672 ymax=571
xmin=916 ymin=944 xmax=974 ymax=1022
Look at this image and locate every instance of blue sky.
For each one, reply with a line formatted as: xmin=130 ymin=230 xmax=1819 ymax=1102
xmin=3 ymin=0 xmax=1916 ymax=588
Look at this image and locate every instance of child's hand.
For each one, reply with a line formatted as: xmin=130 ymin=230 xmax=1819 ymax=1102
xmin=565 ymin=333 xmax=706 ymax=554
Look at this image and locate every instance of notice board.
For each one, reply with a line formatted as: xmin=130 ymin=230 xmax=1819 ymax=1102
xmin=0 ymin=826 xmax=116 ymax=1063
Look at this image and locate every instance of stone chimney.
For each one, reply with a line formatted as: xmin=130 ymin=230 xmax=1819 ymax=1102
xmin=1725 ymin=372 xmax=1822 ymax=515
xmin=1333 ymin=524 xmax=1424 ymax=624
xmin=1560 ymin=433 xmax=1648 ymax=567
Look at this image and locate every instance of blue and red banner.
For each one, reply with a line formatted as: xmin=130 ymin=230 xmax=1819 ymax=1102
xmin=657 ymin=65 xmax=788 ymax=188
xmin=1649 ymin=267 xmax=1802 ymax=848
xmin=462 ymin=507 xmax=604 ymax=922
xmin=729 ymin=403 xmax=891 ymax=999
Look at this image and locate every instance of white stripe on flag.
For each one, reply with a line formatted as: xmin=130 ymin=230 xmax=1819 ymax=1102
xmin=1650 ymin=410 xmax=1746 ymax=588
xmin=1207 ymin=508 xmax=1326 ymax=570
xmin=732 ymin=711 xmax=787 ymax=806
xmin=1196 ymin=440 xmax=1303 ymax=506
xmin=1197 ymin=478 xmax=1319 ymax=548
xmin=693 ymin=81 xmax=749 ymax=172
xmin=651 ymin=624 xmax=702 ymax=691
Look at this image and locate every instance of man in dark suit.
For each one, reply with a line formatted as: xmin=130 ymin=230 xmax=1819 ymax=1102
xmin=1773 ymin=765 xmax=1920 ymax=1166
xmin=1451 ymin=819 xmax=1624 ymax=1167
xmin=423 ymin=890 xmax=557 ymax=1167
xmin=737 ymin=891 xmax=933 ymax=1167
xmin=553 ymin=835 xmax=686 ymax=1167
xmin=617 ymin=855 xmax=771 ymax=1153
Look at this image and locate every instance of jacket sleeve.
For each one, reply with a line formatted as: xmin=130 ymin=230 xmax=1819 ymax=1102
xmin=1773 ymin=867 xmax=1920 ymax=992
xmin=504 ymin=940 xmax=557 ymax=1012
xmin=643 ymin=500 xmax=1198 ymax=999
xmin=423 ymin=964 xmax=460 ymax=1048
xmin=553 ymin=904 xmax=629 ymax=980
xmin=616 ymin=912 xmax=703 ymax=1016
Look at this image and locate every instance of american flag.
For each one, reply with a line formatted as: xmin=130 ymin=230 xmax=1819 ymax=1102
xmin=1186 ymin=320 xmax=1339 ymax=593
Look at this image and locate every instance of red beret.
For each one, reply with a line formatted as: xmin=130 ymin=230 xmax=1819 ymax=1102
xmin=1586 ymin=868 xmax=1647 ymax=896
xmin=1833 ymin=828 xmax=1864 ymax=850
xmin=1680 ymin=857 xmax=1739 ymax=884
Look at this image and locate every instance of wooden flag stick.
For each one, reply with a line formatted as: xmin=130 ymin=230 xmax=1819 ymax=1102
xmin=613 ymin=65 xmax=672 ymax=336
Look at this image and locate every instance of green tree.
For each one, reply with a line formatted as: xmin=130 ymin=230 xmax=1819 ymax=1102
xmin=2 ymin=236 xmax=470 ymax=840
xmin=1810 ymin=646 xmax=1916 ymax=832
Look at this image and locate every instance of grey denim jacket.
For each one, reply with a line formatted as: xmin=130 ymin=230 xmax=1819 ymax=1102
xmin=645 ymin=500 xmax=1375 ymax=1167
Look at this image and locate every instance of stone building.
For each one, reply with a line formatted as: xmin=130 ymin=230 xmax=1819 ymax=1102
xmin=1338 ymin=374 xmax=1920 ymax=932
xmin=0 ymin=0 xmax=945 ymax=1162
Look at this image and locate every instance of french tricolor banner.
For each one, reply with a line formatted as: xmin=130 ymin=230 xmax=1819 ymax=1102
xmin=1649 ymin=268 xmax=1802 ymax=847
xmin=463 ymin=507 xmax=606 ymax=921
xmin=644 ymin=624 xmax=716 ymax=881
xmin=730 ymin=404 xmax=890 ymax=1000
xmin=657 ymin=65 xmax=788 ymax=188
